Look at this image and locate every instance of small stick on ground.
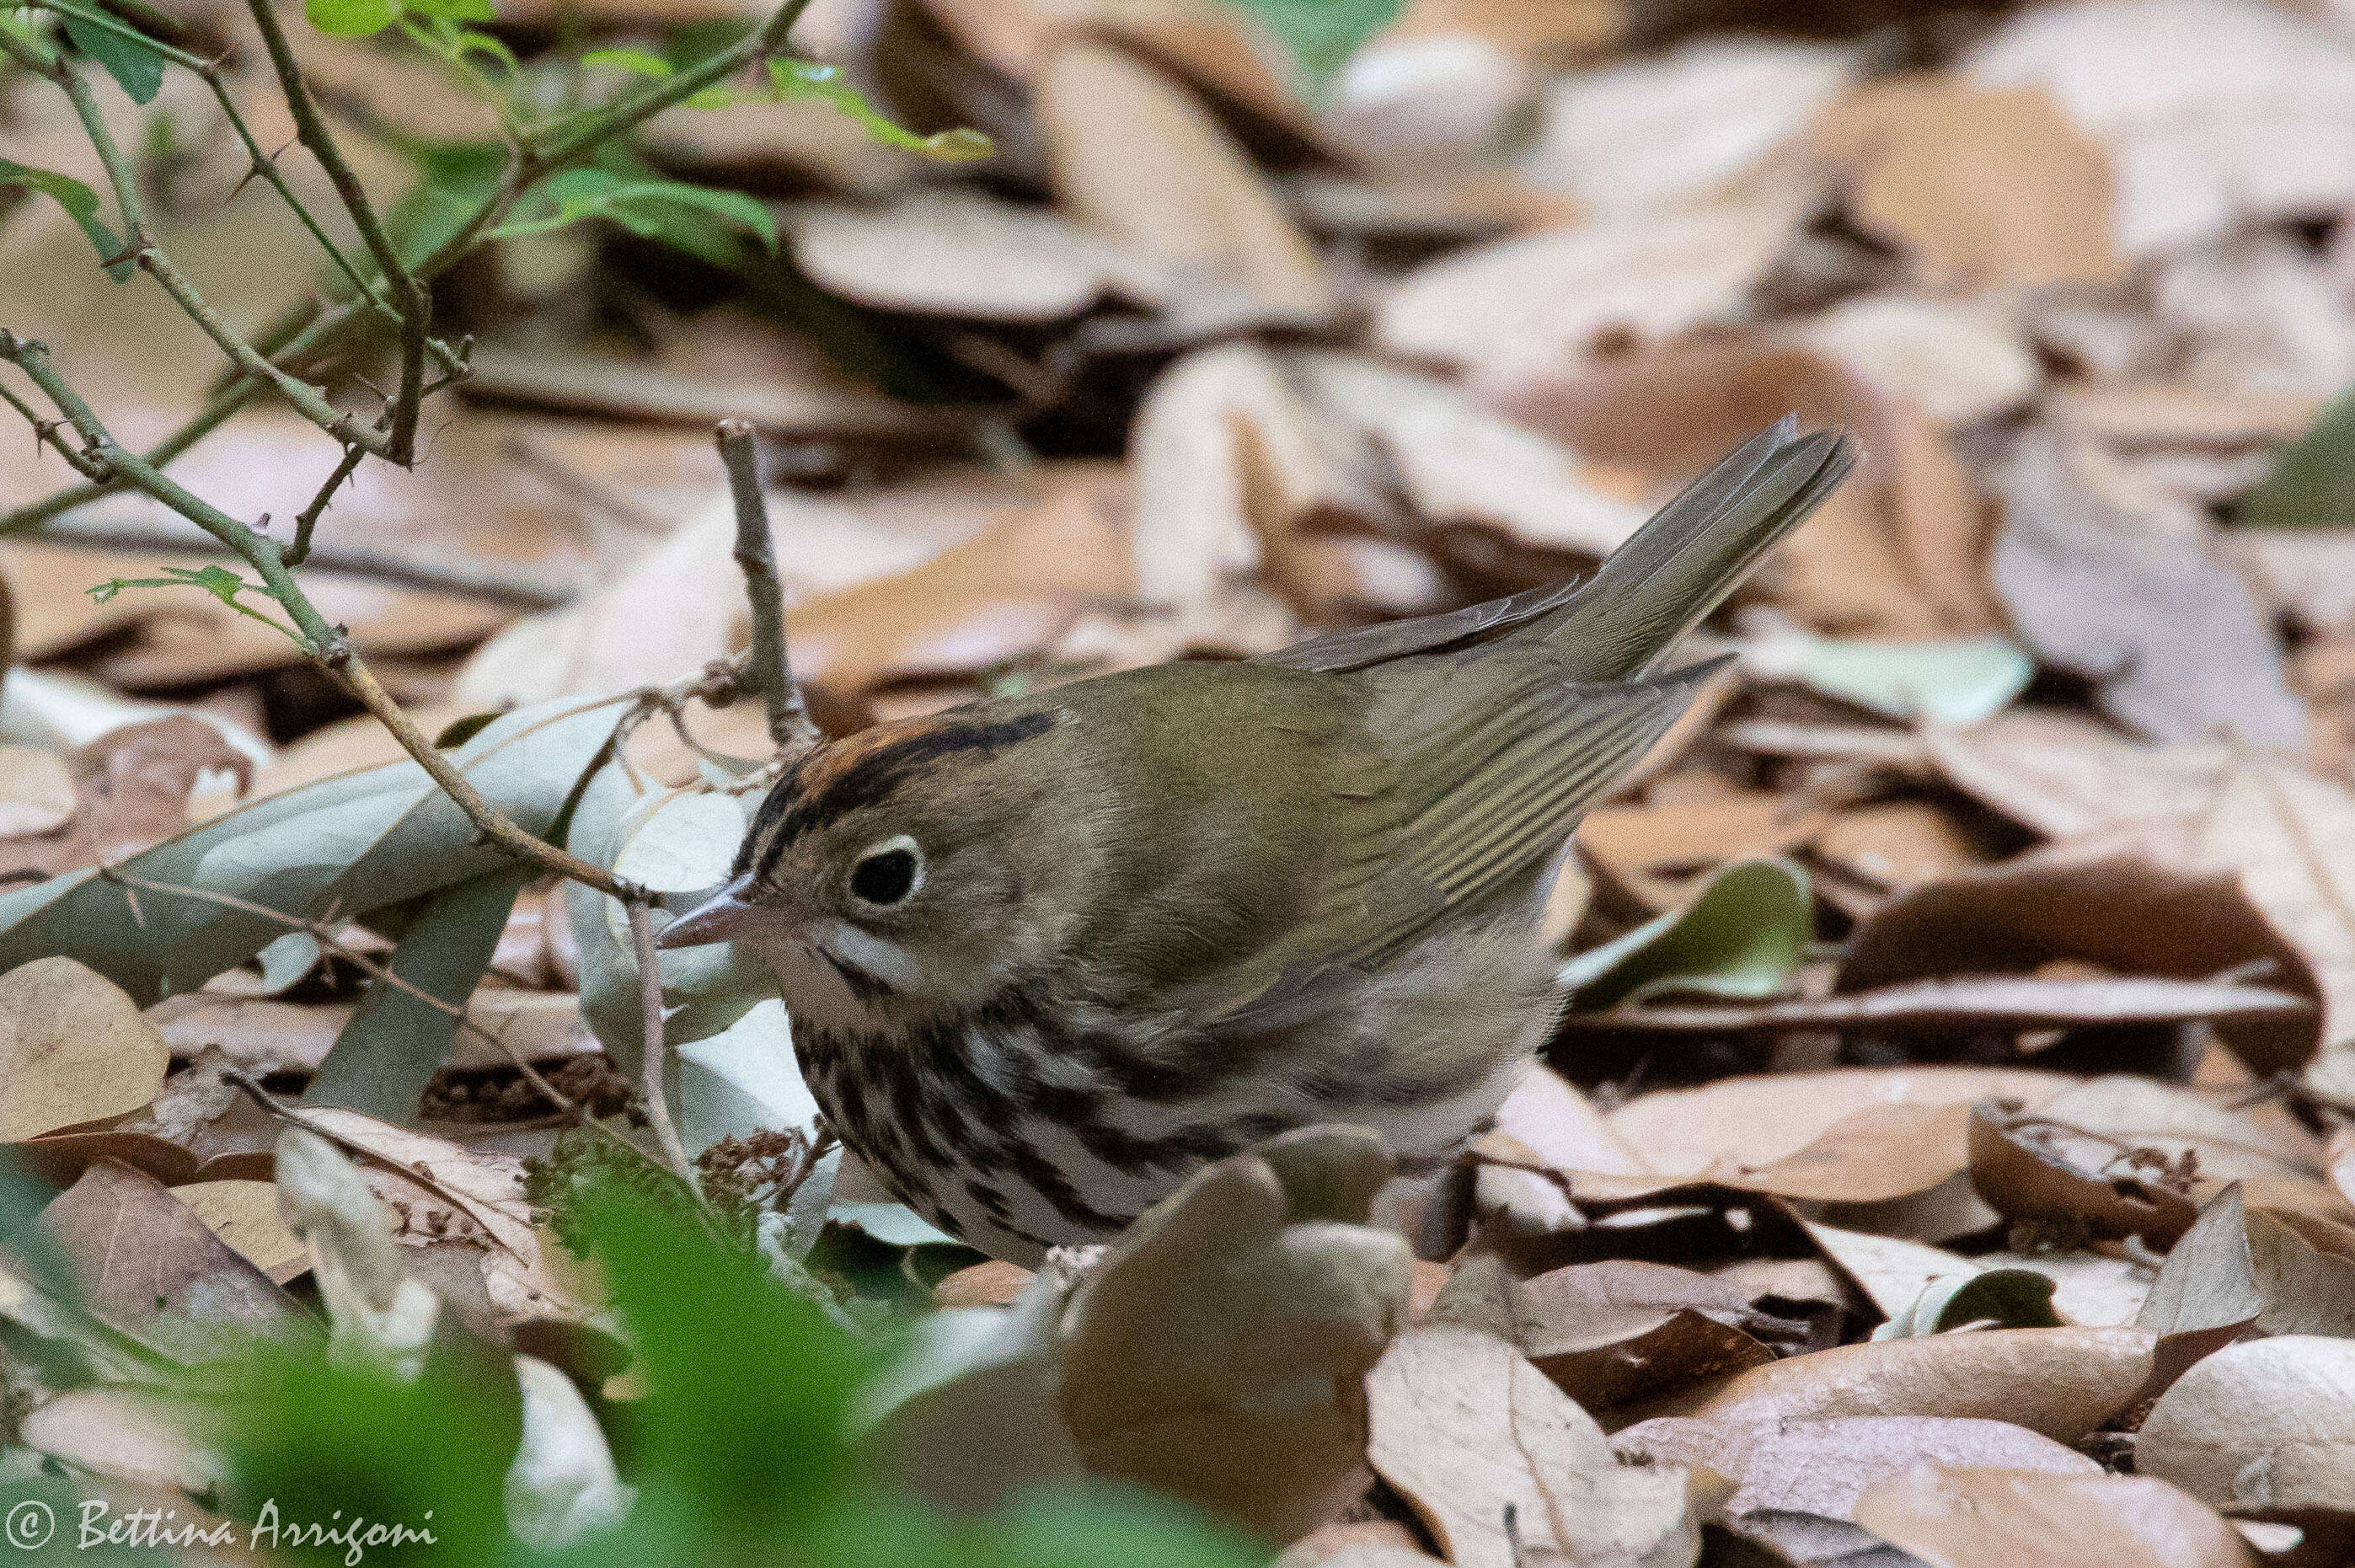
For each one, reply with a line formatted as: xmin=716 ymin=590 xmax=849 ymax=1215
xmin=715 ymin=419 xmax=822 ymax=757
xmin=629 ymin=896 xmax=709 ymax=1212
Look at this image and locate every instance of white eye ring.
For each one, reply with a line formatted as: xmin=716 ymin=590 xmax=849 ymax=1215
xmin=847 ymin=834 xmax=924 ymax=908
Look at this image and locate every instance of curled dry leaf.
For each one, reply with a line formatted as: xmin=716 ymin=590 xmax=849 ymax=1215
xmin=1623 ymin=1325 xmax=2154 ymax=1443
xmin=1853 ymin=1466 xmax=2260 ymax=1568
xmin=2138 ymin=1184 xmax=2355 ymax=1346
xmin=1613 ymin=1414 xmax=2096 ymax=1526
xmin=1813 ymin=76 xmax=2124 ymax=291
xmin=1128 ymin=342 xmax=1394 ymax=621
xmin=1493 ymin=339 xmax=1998 ymax=639
xmin=1375 ymin=197 xmax=1806 ymax=383
xmin=0 ymin=955 xmax=169 ymax=1142
xmin=1037 ymin=42 xmax=1333 ymax=316
xmin=1507 ymin=1258 xmax=1778 ymax=1413
xmin=2137 ymin=1335 xmax=2355 ymax=1516
xmin=1839 ymin=852 xmax=2325 ymax=1076
xmin=1365 ymin=1323 xmax=1699 ymax=1568
xmin=19 ymin=1385 xmax=229 ymax=1496
xmin=1967 ymin=1100 xmax=2202 ymax=1249
xmin=1057 ymin=1126 xmax=1412 ymax=1544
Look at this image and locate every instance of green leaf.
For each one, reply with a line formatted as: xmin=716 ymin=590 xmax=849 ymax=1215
xmin=0 ymin=695 xmax=630 ymax=1007
xmin=2239 ymin=386 xmax=2355 ymax=530
xmin=1219 ymin=0 xmax=1403 ymax=83
xmin=0 ymin=157 xmax=131 ymax=279
xmin=581 ymin=45 xmax=672 ymax=78
xmin=1749 ymin=629 xmax=2035 ymax=725
xmin=305 ymin=0 xmax=401 ymax=38
xmin=60 ymin=10 xmax=165 ymax=105
xmin=1871 ymin=1267 xmax=2063 ymax=1340
xmin=1558 ymin=858 xmax=1813 ymax=1010
xmin=768 ymin=60 xmax=993 ymax=163
xmin=485 ymin=166 xmax=779 ymax=252
xmin=88 ymin=564 xmax=300 ymax=640
xmin=302 ymin=863 xmax=533 ymax=1121
xmin=405 ymin=0 xmax=493 ymax=20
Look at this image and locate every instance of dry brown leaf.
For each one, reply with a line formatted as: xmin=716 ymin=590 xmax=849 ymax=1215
xmin=294 ymin=1107 xmax=584 ymax=1327
xmin=1613 ymin=1414 xmax=2097 ymax=1525
xmin=1520 ymin=37 xmax=1852 ymax=212
xmin=1037 ymin=42 xmax=1332 ymax=315
xmin=1286 ymin=351 xmax=1651 ymax=560
xmin=1853 ymin=1466 xmax=2260 ymax=1568
xmin=1605 ymin=1067 xmax=2069 ymax=1180
xmin=1493 ymin=340 xmax=1998 ymax=639
xmin=172 ymin=1178 xmax=308 ymax=1284
xmin=1625 ymin=1326 xmax=2154 ymax=1442
xmin=1839 ymin=853 xmax=2325 ymax=1076
xmin=2039 ymin=1076 xmax=2326 ymax=1187
xmin=1277 ymin=1520 xmax=1442 ymax=1566
xmin=1058 ymin=1128 xmax=1411 ymax=1543
xmin=0 ymin=956 xmax=170 ymax=1143
xmin=1962 ymin=0 xmax=2355 ymax=259
xmin=1322 ymin=32 xmax=1534 ymax=173
xmin=2138 ymin=1184 xmax=2355 ymax=1345
xmin=934 ymin=1259 xmax=1035 ymax=1308
xmin=1969 ymin=1099 xmax=2204 ymax=1249
xmin=2331 ymin=1130 xmax=2355 ymax=1209
xmin=1580 ymin=790 xmax=1827 ymax=884
xmin=1366 ymin=1324 xmax=1699 ymax=1568
xmin=1814 ymin=77 xmax=2124 ymax=291
xmin=0 ymin=718 xmax=253 ymax=883
xmin=789 ymin=190 xmax=1178 ymax=320
xmin=1716 ymin=1102 xmax=1974 ymax=1205
xmin=1128 ymin=343 xmax=1394 ymax=620
xmin=1789 ymin=295 xmax=2041 ymax=429
xmin=1513 ymin=1260 xmax=1776 ymax=1412
xmin=1988 ymin=432 xmax=2305 ymax=751
xmin=1375 ymin=199 xmax=1805 ymax=382
xmin=919 ymin=0 xmax=1321 ymax=147
xmin=35 ymin=1159 xmax=308 ymax=1362
xmin=2138 ymin=1336 xmax=2355 ymax=1517
xmin=1811 ymin=800 xmax=1987 ymax=901
xmin=1920 ymin=710 xmax=2229 ymax=841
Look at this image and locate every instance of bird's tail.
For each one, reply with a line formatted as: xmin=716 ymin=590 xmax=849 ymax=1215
xmin=1533 ymin=416 xmax=1858 ymax=682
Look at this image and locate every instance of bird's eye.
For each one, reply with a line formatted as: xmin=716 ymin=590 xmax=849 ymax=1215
xmin=848 ymin=837 xmax=923 ymax=907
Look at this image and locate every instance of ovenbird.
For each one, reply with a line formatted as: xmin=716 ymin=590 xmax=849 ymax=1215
xmin=660 ymin=419 xmax=1855 ymax=1261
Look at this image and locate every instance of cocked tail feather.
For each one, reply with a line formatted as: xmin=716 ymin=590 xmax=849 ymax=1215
xmin=1258 ymin=417 xmax=1857 ymax=681
xmin=1538 ymin=415 xmax=1856 ymax=679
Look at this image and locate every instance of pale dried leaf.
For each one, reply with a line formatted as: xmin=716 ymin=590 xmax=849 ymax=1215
xmin=0 ymin=956 xmax=169 ymax=1142
xmin=1628 ymin=1326 xmax=2154 ymax=1442
xmin=1854 ymin=1466 xmax=2260 ymax=1568
xmin=1367 ymin=1324 xmax=1699 ymax=1568
xmin=2138 ymin=1336 xmax=2355 ymax=1514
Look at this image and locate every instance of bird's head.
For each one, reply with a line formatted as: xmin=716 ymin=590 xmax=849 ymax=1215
xmin=656 ymin=706 xmax=1090 ymax=1030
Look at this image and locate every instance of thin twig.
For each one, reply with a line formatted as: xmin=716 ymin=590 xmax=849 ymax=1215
xmin=39 ymin=521 xmax=574 ymax=607
xmin=628 ymin=896 xmax=709 ymax=1212
xmin=287 ymin=442 xmax=367 ymax=565
xmin=715 ymin=418 xmax=819 ymax=754
xmin=99 ymin=866 xmax=582 ymax=1118
xmin=0 ymin=331 xmax=637 ymax=900
xmin=241 ymin=0 xmax=432 ymax=462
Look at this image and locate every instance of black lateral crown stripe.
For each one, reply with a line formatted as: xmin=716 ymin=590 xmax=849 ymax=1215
xmin=746 ymin=710 xmax=1059 ymax=875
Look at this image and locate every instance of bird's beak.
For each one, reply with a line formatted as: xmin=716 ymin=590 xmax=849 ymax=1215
xmin=655 ymin=876 xmax=763 ymax=950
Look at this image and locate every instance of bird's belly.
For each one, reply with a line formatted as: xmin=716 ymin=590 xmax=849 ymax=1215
xmin=793 ymin=922 xmax=1555 ymax=1264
